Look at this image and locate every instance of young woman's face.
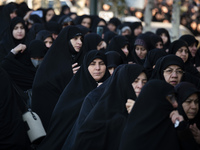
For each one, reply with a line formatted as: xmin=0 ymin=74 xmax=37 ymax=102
xmin=121 ymin=45 xmax=129 ymax=56
xmin=134 ymin=26 xmax=142 ymax=36
xmin=155 ymin=41 xmax=163 ymax=49
xmin=81 ymin=18 xmax=91 ymax=28
xmin=182 ymin=93 xmax=199 ymax=119
xmin=70 ymin=36 xmax=83 ymax=52
xmin=107 ymin=23 xmax=116 ymax=32
xmin=44 ymin=37 xmax=53 ymax=48
xmin=163 ymin=65 xmax=184 ymax=86
xmin=10 ymin=11 xmax=17 ymax=19
xmin=135 ymin=45 xmax=147 ymax=59
xmin=97 ymin=41 xmax=106 ymax=50
xmin=108 ymin=67 xmax=115 ymax=75
xmin=132 ymin=72 xmax=147 ymax=97
xmin=88 ymin=58 xmax=106 ymax=82
xmin=46 ymin=10 xmax=55 ymax=22
xmin=175 ymin=46 xmax=189 ymax=63
xmin=12 ymin=23 xmax=25 ymax=40
xmin=188 ymin=43 xmax=197 ymax=57
xmin=160 ymin=33 xmax=168 ymax=44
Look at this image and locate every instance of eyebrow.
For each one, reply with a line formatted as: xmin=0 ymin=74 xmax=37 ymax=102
xmin=166 ymin=67 xmax=182 ymax=70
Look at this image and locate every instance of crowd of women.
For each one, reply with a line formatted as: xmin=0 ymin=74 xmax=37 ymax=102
xmin=0 ymin=1 xmax=200 ymax=150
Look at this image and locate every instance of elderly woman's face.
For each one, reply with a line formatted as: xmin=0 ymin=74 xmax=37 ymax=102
xmin=163 ymin=65 xmax=184 ymax=86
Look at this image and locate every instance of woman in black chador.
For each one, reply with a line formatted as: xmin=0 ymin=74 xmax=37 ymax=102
xmin=65 ymin=64 xmax=147 ymax=150
xmin=0 ymin=66 xmax=30 ymax=150
xmin=119 ymin=79 xmax=181 ymax=150
xmin=37 ymin=50 xmax=110 ymax=150
xmin=32 ymin=26 xmax=84 ymax=131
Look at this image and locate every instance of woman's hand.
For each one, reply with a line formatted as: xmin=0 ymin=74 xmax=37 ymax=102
xmin=126 ymin=99 xmax=135 ymax=114
xmin=169 ymin=110 xmax=184 ymax=124
xmin=190 ymin=123 xmax=200 ymax=144
xmin=72 ymin=63 xmax=80 ymax=75
xmin=11 ymin=44 xmax=26 ymax=55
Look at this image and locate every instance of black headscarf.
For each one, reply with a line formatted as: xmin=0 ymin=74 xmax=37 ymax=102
xmin=28 ymin=39 xmax=47 ymax=58
xmin=0 ymin=3 xmax=17 ymax=41
xmin=31 ymin=26 xmax=84 ymax=130
xmin=105 ymin=51 xmax=123 ymax=69
xmin=175 ymin=82 xmax=200 ymax=125
xmin=37 ymin=50 xmax=110 ymax=150
xmin=83 ymin=33 xmax=102 ymax=53
xmin=156 ymin=28 xmax=171 ymax=51
xmin=0 ymin=66 xmax=30 ymax=149
xmin=132 ymin=33 xmax=149 ymax=65
xmin=169 ymin=39 xmax=200 ymax=78
xmin=119 ymin=79 xmax=180 ymax=150
xmin=149 ymin=34 xmax=163 ymax=50
xmin=143 ymin=48 xmax=167 ymax=78
xmin=107 ymin=35 xmax=130 ymax=64
xmin=104 ymin=31 xmax=117 ymax=45
xmin=0 ymin=16 xmax=29 ymax=63
xmin=68 ymin=64 xmax=145 ymax=150
xmin=151 ymin=54 xmax=185 ymax=81
xmin=35 ymin=30 xmax=53 ymax=42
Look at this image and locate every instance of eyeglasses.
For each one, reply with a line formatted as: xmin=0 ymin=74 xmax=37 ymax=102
xmin=163 ymin=69 xmax=184 ymax=75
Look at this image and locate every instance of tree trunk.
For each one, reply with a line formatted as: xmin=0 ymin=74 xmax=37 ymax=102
xmin=171 ymin=0 xmax=181 ymax=41
xmin=143 ymin=0 xmax=153 ymax=32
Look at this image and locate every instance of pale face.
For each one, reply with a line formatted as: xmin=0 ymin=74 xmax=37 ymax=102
xmin=182 ymin=93 xmax=199 ymax=119
xmin=46 ymin=10 xmax=55 ymax=22
xmin=98 ymin=21 xmax=106 ymax=26
xmin=70 ymin=36 xmax=83 ymax=52
xmin=163 ymin=65 xmax=184 ymax=86
xmin=81 ymin=18 xmax=91 ymax=28
xmin=121 ymin=45 xmax=129 ymax=56
xmin=44 ymin=37 xmax=53 ymax=48
xmin=134 ymin=26 xmax=142 ymax=36
xmin=135 ymin=45 xmax=147 ymax=59
xmin=10 ymin=12 xmax=17 ymax=19
xmin=188 ymin=43 xmax=197 ymax=57
xmin=88 ymin=58 xmax=106 ymax=82
xmin=12 ymin=23 xmax=25 ymax=40
xmin=160 ymin=33 xmax=168 ymax=44
xmin=107 ymin=23 xmax=116 ymax=32
xmin=108 ymin=67 xmax=115 ymax=75
xmin=132 ymin=72 xmax=147 ymax=97
xmin=175 ymin=46 xmax=189 ymax=63
xmin=97 ymin=41 xmax=106 ymax=50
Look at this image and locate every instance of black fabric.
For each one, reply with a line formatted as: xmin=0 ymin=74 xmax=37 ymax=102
xmin=0 ymin=66 xmax=30 ymax=150
xmin=149 ymin=34 xmax=163 ymax=50
xmin=0 ymin=3 xmax=17 ymax=41
xmin=37 ymin=50 xmax=110 ymax=150
xmin=175 ymin=82 xmax=200 ymax=149
xmin=143 ymin=48 xmax=167 ymax=78
xmin=45 ymin=21 xmax=61 ymax=34
xmin=28 ymin=39 xmax=47 ymax=58
xmin=105 ymin=51 xmax=123 ymax=68
xmin=107 ymin=35 xmax=130 ymax=64
xmin=132 ymin=33 xmax=149 ymax=65
xmin=151 ymin=54 xmax=200 ymax=89
xmin=156 ymin=28 xmax=171 ymax=51
xmin=74 ymin=15 xmax=92 ymax=29
xmin=175 ymin=82 xmax=200 ymax=125
xmin=119 ymin=79 xmax=181 ymax=150
xmin=76 ymin=24 xmax=90 ymax=35
xmin=0 ymin=16 xmax=29 ymax=63
xmin=31 ymin=26 xmax=85 ymax=131
xmin=169 ymin=39 xmax=200 ymax=78
xmin=67 ymin=64 xmax=145 ymax=150
xmin=35 ymin=30 xmax=53 ymax=42
xmin=83 ymin=33 xmax=102 ymax=53
xmin=179 ymin=34 xmax=199 ymax=47
xmin=151 ymin=54 xmax=185 ymax=80
xmin=108 ymin=17 xmax=121 ymax=31
xmin=91 ymin=17 xmax=107 ymax=32
xmin=104 ymin=31 xmax=117 ymax=45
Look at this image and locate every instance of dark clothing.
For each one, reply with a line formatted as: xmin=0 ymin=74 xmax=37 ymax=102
xmin=119 ymin=80 xmax=180 ymax=150
xmin=32 ymin=26 xmax=84 ymax=130
xmin=37 ymin=50 xmax=109 ymax=150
